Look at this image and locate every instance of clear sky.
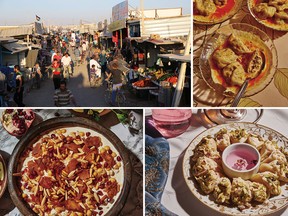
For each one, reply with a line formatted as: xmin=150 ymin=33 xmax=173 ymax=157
xmin=0 ymin=0 xmax=191 ymax=26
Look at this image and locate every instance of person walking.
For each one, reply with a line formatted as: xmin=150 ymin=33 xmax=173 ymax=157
xmin=13 ymin=65 xmax=25 ymax=107
xmin=61 ymin=52 xmax=72 ymax=78
xmin=54 ymin=80 xmax=77 ymax=106
xmin=32 ymin=63 xmax=42 ymax=89
xmin=51 ymin=59 xmax=61 ymax=89
xmin=99 ymin=50 xmax=107 ymax=81
xmin=105 ymin=60 xmax=123 ymax=106
xmin=74 ymin=47 xmax=81 ymax=67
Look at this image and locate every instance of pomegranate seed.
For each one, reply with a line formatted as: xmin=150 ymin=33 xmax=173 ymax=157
xmin=97 ymin=191 xmax=103 ymax=196
xmin=98 ymin=207 xmax=103 ymax=210
xmin=104 ymin=162 xmax=108 ymax=168
xmin=108 ymin=149 xmax=112 ymax=154
xmin=86 ymin=132 xmax=91 ymax=137
xmin=96 ymin=164 xmax=102 ymax=168
xmin=99 ymin=211 xmax=103 ymax=215
xmin=103 ymin=173 xmax=108 ymax=178
xmin=116 ymin=156 xmax=122 ymax=161
xmin=51 ymin=134 xmax=56 ymax=139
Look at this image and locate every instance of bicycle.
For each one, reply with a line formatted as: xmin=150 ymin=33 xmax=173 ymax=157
xmin=104 ymin=81 xmax=126 ymax=107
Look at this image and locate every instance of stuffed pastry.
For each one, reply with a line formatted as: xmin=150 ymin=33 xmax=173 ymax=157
xmin=212 ymin=48 xmax=238 ymax=69
xmin=259 ymin=160 xmax=288 ymax=182
xmin=228 ymin=34 xmax=251 ymax=55
xmin=275 ymin=11 xmax=288 ymax=24
xmin=246 ymin=133 xmax=265 ymax=150
xmin=215 ymin=128 xmax=231 ymax=152
xmin=195 ymin=170 xmax=220 ymax=194
xmin=260 ymin=140 xmax=278 ymax=161
xmin=262 ymin=149 xmax=287 ymax=164
xmin=213 ymin=177 xmax=232 ymax=204
xmin=222 ymin=62 xmax=246 ymax=86
xmin=192 ymin=136 xmax=220 ymax=162
xmin=251 ymin=171 xmax=281 ymax=196
xmin=192 ymin=156 xmax=221 ymax=177
xmin=250 ymin=182 xmax=269 ymax=203
xmin=231 ymin=178 xmax=252 ymax=209
xmin=229 ymin=129 xmax=249 ymax=143
xmin=195 ymin=0 xmax=217 ymax=16
xmin=247 ymin=50 xmax=264 ymax=79
xmin=253 ymin=3 xmax=277 ymax=20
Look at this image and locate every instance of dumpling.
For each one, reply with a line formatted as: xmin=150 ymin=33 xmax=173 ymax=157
xmin=192 ymin=136 xmax=220 ymax=163
xmin=253 ymin=3 xmax=277 ymax=20
xmin=275 ymin=11 xmax=288 ymax=24
xmin=260 ymin=140 xmax=278 ymax=161
xmin=251 ymin=171 xmax=281 ymax=196
xmin=222 ymin=62 xmax=246 ymax=86
xmin=262 ymin=149 xmax=287 ymax=164
xmin=268 ymin=0 xmax=288 ymax=8
xmin=195 ymin=170 xmax=221 ymax=194
xmin=228 ymin=34 xmax=251 ymax=55
xmin=215 ymin=128 xmax=231 ymax=152
xmin=192 ymin=156 xmax=221 ymax=177
xmin=214 ymin=0 xmax=227 ymax=6
xmin=195 ymin=0 xmax=217 ymax=16
xmin=229 ymin=129 xmax=249 ymax=143
xmin=250 ymin=182 xmax=269 ymax=203
xmin=246 ymin=133 xmax=265 ymax=150
xmin=259 ymin=160 xmax=288 ymax=182
xmin=247 ymin=50 xmax=264 ymax=79
xmin=231 ymin=178 xmax=252 ymax=209
xmin=213 ymin=177 xmax=231 ymax=204
xmin=212 ymin=48 xmax=238 ymax=69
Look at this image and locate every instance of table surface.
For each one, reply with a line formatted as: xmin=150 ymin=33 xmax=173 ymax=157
xmin=0 ymin=109 xmax=143 ymax=216
xmin=193 ymin=1 xmax=288 ymax=107
xmin=158 ymin=109 xmax=288 ymax=216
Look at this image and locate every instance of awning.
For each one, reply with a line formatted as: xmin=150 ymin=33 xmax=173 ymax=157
xmin=157 ymin=53 xmax=191 ymax=62
xmin=2 ymin=42 xmax=29 ymax=54
xmin=135 ymin=38 xmax=182 ymax=45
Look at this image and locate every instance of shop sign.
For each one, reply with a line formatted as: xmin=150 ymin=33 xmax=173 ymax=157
xmin=112 ymin=0 xmax=128 ymax=22
xmin=108 ymin=19 xmax=126 ymax=32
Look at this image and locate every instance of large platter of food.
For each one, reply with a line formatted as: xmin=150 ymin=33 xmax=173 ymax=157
xmin=200 ymin=23 xmax=277 ymax=97
xmin=183 ymin=122 xmax=288 ymax=215
xmin=193 ymin=0 xmax=242 ymax=24
xmin=8 ymin=117 xmax=131 ymax=216
xmin=248 ymin=0 xmax=288 ymax=31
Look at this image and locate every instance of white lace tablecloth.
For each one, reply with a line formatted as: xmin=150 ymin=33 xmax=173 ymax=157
xmin=0 ymin=109 xmax=143 ymax=216
xmin=160 ymin=109 xmax=288 ymax=216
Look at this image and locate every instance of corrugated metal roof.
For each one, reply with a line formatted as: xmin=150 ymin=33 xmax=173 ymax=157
xmin=1 ymin=42 xmax=29 ymax=54
xmin=0 ymin=26 xmax=33 ymax=37
xmin=141 ymin=15 xmax=191 ymax=38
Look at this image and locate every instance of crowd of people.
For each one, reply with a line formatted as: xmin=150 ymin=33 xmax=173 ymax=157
xmin=0 ymin=31 xmax=140 ymax=107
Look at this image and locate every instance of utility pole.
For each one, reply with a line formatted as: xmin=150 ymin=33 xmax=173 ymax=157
xmin=140 ymin=0 xmax=144 ymax=37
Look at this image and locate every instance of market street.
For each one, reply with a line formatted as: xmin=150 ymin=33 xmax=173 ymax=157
xmin=23 ymin=51 xmax=156 ymax=107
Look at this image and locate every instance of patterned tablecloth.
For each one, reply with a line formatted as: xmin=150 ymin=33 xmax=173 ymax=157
xmin=193 ymin=1 xmax=288 ymax=107
xmin=0 ymin=109 xmax=143 ymax=216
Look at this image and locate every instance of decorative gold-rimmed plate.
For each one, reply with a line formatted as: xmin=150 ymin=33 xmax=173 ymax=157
xmin=183 ymin=122 xmax=288 ymax=215
xmin=200 ymin=23 xmax=278 ymax=97
xmin=248 ymin=0 xmax=288 ymax=31
xmin=193 ymin=0 xmax=243 ymax=25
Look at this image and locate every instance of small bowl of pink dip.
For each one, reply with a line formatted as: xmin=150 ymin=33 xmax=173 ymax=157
xmin=222 ymin=143 xmax=260 ymax=180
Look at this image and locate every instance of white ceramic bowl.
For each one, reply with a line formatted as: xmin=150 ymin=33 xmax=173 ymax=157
xmin=222 ymin=143 xmax=260 ymax=180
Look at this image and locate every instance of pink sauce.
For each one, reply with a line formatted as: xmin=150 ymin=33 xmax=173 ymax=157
xmin=226 ymin=149 xmax=258 ymax=171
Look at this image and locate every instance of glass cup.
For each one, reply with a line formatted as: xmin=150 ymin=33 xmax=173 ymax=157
xmin=152 ymin=109 xmax=192 ymax=138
